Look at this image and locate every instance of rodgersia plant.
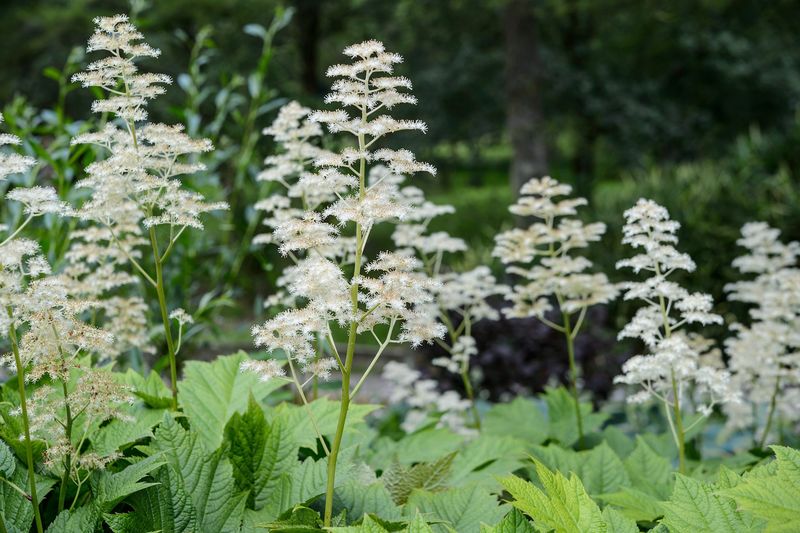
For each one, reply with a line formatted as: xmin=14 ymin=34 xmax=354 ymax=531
xmin=615 ymin=199 xmax=737 ymax=472
xmin=244 ymin=40 xmax=442 ymax=526
xmin=391 ymin=178 xmax=504 ymax=430
xmin=70 ymin=15 xmax=228 ymax=408
xmin=493 ymin=176 xmax=617 ymax=442
xmin=724 ymin=222 xmax=800 ymax=446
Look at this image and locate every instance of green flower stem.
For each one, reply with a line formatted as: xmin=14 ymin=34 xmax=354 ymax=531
xmin=6 ymin=310 xmax=43 ymax=533
xmin=758 ymin=377 xmax=781 ymax=449
xmin=150 ymin=227 xmax=179 ymax=410
xmin=324 ymin=96 xmax=369 ymax=527
xmin=562 ymin=311 xmax=584 ymax=446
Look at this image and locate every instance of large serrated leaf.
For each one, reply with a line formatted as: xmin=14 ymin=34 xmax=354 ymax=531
xmin=179 ymin=351 xmax=287 ymax=450
xmin=722 ymin=446 xmax=800 ymax=532
xmin=406 ymin=485 xmax=506 ymax=533
xmin=45 ymin=505 xmax=100 ymax=533
xmin=273 ymin=397 xmax=380 ymax=451
xmin=335 ymin=480 xmax=402 ymax=522
xmin=500 ymin=463 xmax=605 ymax=533
xmin=661 ymin=474 xmax=764 ymax=533
xmin=0 ymin=439 xmax=15 ymax=478
xmin=91 ymin=454 xmax=165 ymax=511
xmin=544 ymin=387 xmax=608 ymax=446
xmin=482 ymin=398 xmax=548 ymax=447
xmin=91 ymin=406 xmax=166 ymax=456
xmin=224 ymin=395 xmax=297 ymax=510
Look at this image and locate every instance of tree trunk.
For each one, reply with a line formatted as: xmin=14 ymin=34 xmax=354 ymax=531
xmin=503 ymin=0 xmax=548 ymax=196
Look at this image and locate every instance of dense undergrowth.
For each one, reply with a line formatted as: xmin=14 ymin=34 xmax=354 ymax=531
xmin=0 ymin=11 xmax=799 ymax=533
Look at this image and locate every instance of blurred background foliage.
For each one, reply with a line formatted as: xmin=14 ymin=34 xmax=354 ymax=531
xmin=1 ymin=0 xmax=799 ymax=397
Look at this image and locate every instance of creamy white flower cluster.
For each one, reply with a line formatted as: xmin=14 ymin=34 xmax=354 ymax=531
xmin=724 ymin=222 xmax=800 ymax=436
xmin=0 ymin=117 xmax=133 ymax=477
xmin=390 ymin=171 xmax=503 ymax=376
xmin=246 ymin=41 xmax=444 ymax=384
xmin=614 ymin=199 xmax=737 ymax=415
xmin=494 ymin=177 xmax=617 ymax=320
xmin=382 ymin=361 xmax=474 ymax=435
xmin=71 ymin=15 xmax=227 ymax=236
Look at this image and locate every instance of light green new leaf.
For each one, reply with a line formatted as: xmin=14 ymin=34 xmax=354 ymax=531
xmin=544 ymin=387 xmax=608 ymax=446
xmin=179 ymin=351 xmax=287 ymax=450
xmin=661 ymin=474 xmax=764 ymax=533
xmin=531 ymin=442 xmax=629 ymax=497
xmin=483 ymin=397 xmax=548 ymax=447
xmin=480 ymin=508 xmax=535 ymax=532
xmin=723 ymin=446 xmax=800 ymax=532
xmin=406 ymin=485 xmax=507 ymax=533
xmin=621 ymin=437 xmax=673 ymax=500
xmin=500 ymin=462 xmax=605 ymax=533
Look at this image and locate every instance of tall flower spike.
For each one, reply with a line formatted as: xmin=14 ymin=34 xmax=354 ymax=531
xmin=71 ymin=15 xmax=228 ymax=408
xmin=245 ymin=41 xmax=442 ymax=527
xmin=724 ymin=222 xmax=800 ymax=446
xmin=493 ymin=176 xmax=618 ymax=443
xmin=614 ymin=198 xmax=737 ymax=472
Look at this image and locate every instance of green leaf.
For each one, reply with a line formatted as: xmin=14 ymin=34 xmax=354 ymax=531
xmin=621 ymin=436 xmax=673 ymax=500
xmin=384 ymin=452 xmax=456 ymax=505
xmin=120 ymin=369 xmax=173 ymax=409
xmin=450 ymin=436 xmax=527 ymax=490
xmin=406 ymin=485 xmax=506 ymax=533
xmin=335 ymin=480 xmax=402 ymax=522
xmin=406 ymin=511 xmax=436 ymax=533
xmin=723 ymin=445 xmax=800 ymax=532
xmin=179 ymin=351 xmax=287 ymax=450
xmin=580 ymin=442 xmax=630 ymax=497
xmin=661 ymin=474 xmax=764 ymax=533
xmin=368 ymin=429 xmax=463 ymax=469
xmin=91 ymin=406 xmax=166 ymax=456
xmin=0 ymin=461 xmax=55 ymax=533
xmin=601 ymin=507 xmax=638 ymax=533
xmin=480 ymin=509 xmax=535 ymax=532
xmin=500 ymin=462 xmax=605 ymax=533
xmin=116 ymin=414 xmax=247 ymax=532
xmin=46 ymin=505 xmax=100 ymax=533
xmin=544 ymin=387 xmax=608 ymax=446
xmin=482 ymin=398 xmax=548 ymax=447
xmin=274 ymin=398 xmax=379 ymax=451
xmin=0 ymin=439 xmax=15 ymax=478
xmin=91 ymin=454 xmax=165 ymax=511
xmin=224 ymin=395 xmax=297 ymax=510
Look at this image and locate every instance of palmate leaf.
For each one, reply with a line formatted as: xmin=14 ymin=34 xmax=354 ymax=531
xmin=500 ymin=463 xmax=605 ymax=533
xmin=599 ymin=436 xmax=674 ymax=522
xmin=46 ymin=505 xmax=101 ymax=533
xmin=105 ymin=415 xmax=247 ymax=532
xmin=90 ymin=406 xmax=166 ymax=456
xmin=723 ymin=446 xmax=800 ymax=532
xmin=179 ymin=351 xmax=288 ymax=451
xmin=544 ymin=387 xmax=608 ymax=446
xmin=328 ymin=512 xmax=435 ymax=533
xmin=532 ymin=441 xmax=629 ymax=498
xmin=0 ymin=440 xmax=15 ymax=478
xmin=120 ymin=369 xmax=174 ymax=409
xmin=90 ymin=454 xmax=165 ymax=511
xmin=224 ymin=395 xmax=297 ymax=510
xmin=660 ymin=473 xmax=764 ymax=533
xmin=405 ymin=485 xmax=506 ymax=533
